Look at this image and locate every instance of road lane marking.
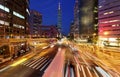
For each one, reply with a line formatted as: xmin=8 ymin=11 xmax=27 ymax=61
xmin=29 ymin=57 xmax=45 ymax=67
xmin=25 ymin=58 xmax=39 ymax=66
xmin=32 ymin=57 xmax=46 ymax=69
xmin=40 ymin=59 xmax=52 ymax=71
xmin=36 ymin=58 xmax=49 ymax=70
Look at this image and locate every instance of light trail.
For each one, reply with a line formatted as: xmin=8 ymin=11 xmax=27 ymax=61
xmin=95 ymin=66 xmax=111 ymax=77
xmin=11 ymin=58 xmax=27 ymax=66
xmin=81 ymin=65 xmax=87 ymax=77
xmin=93 ymin=68 xmax=99 ymax=77
xmin=86 ymin=66 xmax=93 ymax=77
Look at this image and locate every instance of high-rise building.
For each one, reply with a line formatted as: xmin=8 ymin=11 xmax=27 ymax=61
xmin=39 ymin=25 xmax=59 ymax=38
xmin=73 ymin=0 xmax=80 ymax=38
xmin=57 ymin=2 xmax=62 ymax=37
xmin=73 ymin=0 xmax=98 ymax=40
xmin=79 ymin=0 xmax=98 ymax=39
xmin=29 ymin=10 xmax=42 ymax=38
xmin=98 ymin=0 xmax=120 ymax=46
xmin=0 ymin=0 xmax=30 ymax=38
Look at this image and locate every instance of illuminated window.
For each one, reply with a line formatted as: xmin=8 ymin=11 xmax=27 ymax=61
xmin=109 ymin=11 xmax=114 ymax=14
xmin=99 ymin=6 xmax=102 ymax=8
xmin=101 ymin=20 xmax=120 ymax=23
xmin=103 ymin=11 xmax=114 ymax=15
xmin=13 ymin=24 xmax=25 ymax=29
xmin=104 ymin=12 xmax=108 ymax=15
xmin=0 ymin=20 xmax=9 ymax=25
xmin=13 ymin=11 xmax=25 ymax=19
xmin=112 ymin=25 xmax=116 ymax=27
xmin=0 ymin=4 xmax=10 ymax=12
xmin=109 ymin=20 xmax=119 ymax=23
xmin=26 ymin=9 xmax=30 ymax=15
xmin=112 ymin=24 xmax=120 ymax=27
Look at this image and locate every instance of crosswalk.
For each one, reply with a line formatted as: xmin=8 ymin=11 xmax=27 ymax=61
xmin=21 ymin=57 xmax=52 ymax=71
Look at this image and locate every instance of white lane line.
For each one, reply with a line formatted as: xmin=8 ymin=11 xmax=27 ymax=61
xmin=22 ymin=60 xmax=32 ymax=65
xmin=0 ymin=66 xmax=10 ymax=72
xmin=29 ymin=57 xmax=45 ymax=67
xmin=36 ymin=58 xmax=49 ymax=70
xmin=81 ymin=65 xmax=87 ymax=77
xmin=25 ymin=58 xmax=40 ymax=66
xmin=40 ymin=59 xmax=52 ymax=71
xmin=86 ymin=66 xmax=93 ymax=77
xmin=93 ymin=68 xmax=99 ymax=77
xmin=32 ymin=57 xmax=46 ymax=69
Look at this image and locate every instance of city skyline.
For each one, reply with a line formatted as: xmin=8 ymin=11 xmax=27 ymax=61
xmin=30 ymin=0 xmax=75 ymax=35
xmin=0 ymin=0 xmax=120 ymax=77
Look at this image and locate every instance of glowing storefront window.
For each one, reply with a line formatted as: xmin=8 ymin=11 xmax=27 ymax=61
xmin=109 ymin=38 xmax=116 ymax=41
xmin=0 ymin=4 xmax=10 ymax=12
xmin=13 ymin=11 xmax=25 ymax=19
xmin=5 ymin=22 xmax=9 ymax=25
xmin=0 ymin=20 xmax=4 ymax=24
xmin=0 ymin=20 xmax=9 ymax=25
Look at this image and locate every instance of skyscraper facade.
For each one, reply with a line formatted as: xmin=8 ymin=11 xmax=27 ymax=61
xmin=0 ymin=0 xmax=29 ymax=38
xmin=57 ymin=2 xmax=62 ymax=37
xmin=73 ymin=0 xmax=98 ymax=40
xmin=79 ymin=0 xmax=98 ymax=38
xmin=29 ymin=10 xmax=42 ymax=38
xmin=73 ymin=0 xmax=80 ymax=38
xmin=98 ymin=0 xmax=120 ymax=46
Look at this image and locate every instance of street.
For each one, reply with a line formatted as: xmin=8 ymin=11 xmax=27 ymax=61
xmin=0 ymin=40 xmax=120 ymax=77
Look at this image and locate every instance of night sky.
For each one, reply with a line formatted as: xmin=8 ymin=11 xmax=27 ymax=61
xmin=30 ymin=0 xmax=75 ymax=35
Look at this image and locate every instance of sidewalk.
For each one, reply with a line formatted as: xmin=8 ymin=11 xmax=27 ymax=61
xmin=0 ymin=51 xmax=32 ymax=65
xmin=0 ymin=57 xmax=11 ymax=64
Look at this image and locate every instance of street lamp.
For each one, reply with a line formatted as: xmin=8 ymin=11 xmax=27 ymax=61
xmin=104 ymin=32 xmax=109 ymax=36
